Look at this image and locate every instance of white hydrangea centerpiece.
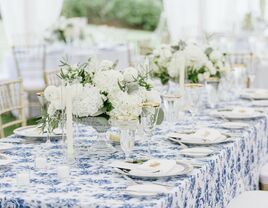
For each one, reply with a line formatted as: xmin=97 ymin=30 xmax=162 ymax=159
xmin=41 ymin=58 xmax=160 ymax=131
xmin=150 ymin=40 xmax=229 ymax=84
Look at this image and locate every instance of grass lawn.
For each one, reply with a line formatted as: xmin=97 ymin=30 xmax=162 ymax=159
xmin=2 ymin=113 xmax=39 ymax=137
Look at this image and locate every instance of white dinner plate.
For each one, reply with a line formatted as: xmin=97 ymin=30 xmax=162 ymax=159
xmin=0 ymin=143 xmax=14 ymax=151
xmin=211 ymin=108 xmax=264 ymax=120
xmin=179 ymin=147 xmax=215 ymax=157
xmin=114 ymin=160 xmax=192 ymax=179
xmin=14 ymin=125 xmax=62 ymax=138
xmin=125 ymin=184 xmax=170 ymax=196
xmin=220 ymin=122 xmax=249 ymax=129
xmin=241 ymin=89 xmax=268 ymax=100
xmin=168 ymin=133 xmax=229 ymax=145
xmin=251 ymin=100 xmax=268 ymax=107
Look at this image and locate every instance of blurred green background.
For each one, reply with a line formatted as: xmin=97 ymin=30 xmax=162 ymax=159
xmin=62 ymin=0 xmax=163 ymax=31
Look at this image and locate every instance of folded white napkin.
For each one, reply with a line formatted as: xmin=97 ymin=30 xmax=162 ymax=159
xmin=171 ymin=128 xmax=224 ymax=143
xmin=130 ymin=159 xmax=176 ymax=175
xmin=110 ymin=159 xmax=177 ymax=176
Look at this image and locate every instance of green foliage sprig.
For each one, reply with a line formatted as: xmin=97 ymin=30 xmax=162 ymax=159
xmin=58 ymin=58 xmax=93 ymax=85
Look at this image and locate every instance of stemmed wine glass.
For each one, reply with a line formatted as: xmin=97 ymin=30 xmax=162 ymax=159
xmin=140 ymin=102 xmax=160 ymax=157
xmin=37 ymin=91 xmax=53 ymax=147
xmin=112 ymin=117 xmax=138 ymax=160
xmin=247 ymin=53 xmax=255 ymax=88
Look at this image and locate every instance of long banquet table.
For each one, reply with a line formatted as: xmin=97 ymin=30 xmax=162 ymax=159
xmin=0 ymin=99 xmax=268 ymax=208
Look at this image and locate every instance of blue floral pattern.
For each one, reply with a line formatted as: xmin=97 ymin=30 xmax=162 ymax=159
xmin=0 ymin=99 xmax=268 ymax=208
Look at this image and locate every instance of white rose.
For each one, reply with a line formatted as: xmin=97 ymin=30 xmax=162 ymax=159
xmin=44 ymin=86 xmax=60 ymax=102
xmin=123 ymin=67 xmax=138 ymax=82
xmin=206 ymin=61 xmax=216 ymax=75
xmin=108 ymin=91 xmax=142 ymax=119
xmin=209 ymin=50 xmax=222 ymax=62
xmin=153 ymin=44 xmax=172 ymax=67
xmin=184 ymin=44 xmax=207 ymax=64
xmin=167 ymin=51 xmax=186 ymax=78
xmin=72 ymin=85 xmax=103 ymax=117
xmin=99 ymin=60 xmax=114 ymax=71
xmin=93 ymin=70 xmax=123 ymax=93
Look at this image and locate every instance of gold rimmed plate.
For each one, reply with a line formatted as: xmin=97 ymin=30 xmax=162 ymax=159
xmin=114 ymin=160 xmax=193 ymax=179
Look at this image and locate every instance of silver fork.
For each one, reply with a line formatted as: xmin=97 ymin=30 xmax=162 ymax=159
xmin=169 ymin=137 xmax=188 ymax=149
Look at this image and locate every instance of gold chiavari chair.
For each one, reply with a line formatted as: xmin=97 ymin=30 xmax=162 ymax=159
xmin=0 ymin=79 xmax=26 ymax=138
xmin=227 ymin=52 xmax=254 ymax=68
xmin=12 ymin=44 xmax=46 ymax=117
xmin=227 ymin=52 xmax=256 ymax=88
xmin=44 ymin=70 xmax=61 ymax=86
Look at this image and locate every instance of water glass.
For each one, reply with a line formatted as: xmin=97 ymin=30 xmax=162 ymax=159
xmin=120 ymin=128 xmax=136 ymax=160
xmin=35 ymin=155 xmax=47 ymax=170
xmin=185 ymin=83 xmax=204 ymax=116
xmin=140 ymin=102 xmax=160 ymax=156
xmin=16 ymin=171 xmax=30 ymax=187
xmin=205 ymin=78 xmax=220 ymax=108
xmin=57 ymin=164 xmax=70 ymax=181
xmin=162 ymin=94 xmax=182 ymax=122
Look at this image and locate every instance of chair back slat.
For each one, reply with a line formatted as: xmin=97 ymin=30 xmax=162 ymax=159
xmin=12 ymin=44 xmax=46 ymax=81
xmin=227 ymin=52 xmax=254 ymax=69
xmin=44 ymin=70 xmax=61 ymax=86
xmin=0 ymin=79 xmax=26 ymax=138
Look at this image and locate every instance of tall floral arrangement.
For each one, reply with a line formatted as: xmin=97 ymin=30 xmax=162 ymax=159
xmin=45 ymin=17 xmax=86 ymax=44
xmin=150 ymin=41 xmax=230 ymax=84
xmin=204 ymin=46 xmax=230 ymax=79
xmin=41 ymin=58 xmax=160 ymax=131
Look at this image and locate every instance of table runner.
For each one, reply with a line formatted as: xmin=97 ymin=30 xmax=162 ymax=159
xmin=0 ymin=101 xmax=268 ymax=208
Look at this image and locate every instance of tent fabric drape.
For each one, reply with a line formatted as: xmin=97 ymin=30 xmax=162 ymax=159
xmin=0 ymin=0 xmax=63 ymax=46
xmin=164 ymin=0 xmax=267 ymax=42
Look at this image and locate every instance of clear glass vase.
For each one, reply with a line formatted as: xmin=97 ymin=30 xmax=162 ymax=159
xmin=81 ymin=117 xmax=116 ymax=155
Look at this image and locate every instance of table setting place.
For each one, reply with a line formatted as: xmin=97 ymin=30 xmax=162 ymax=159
xmin=1 ymin=48 xmax=268 ymax=208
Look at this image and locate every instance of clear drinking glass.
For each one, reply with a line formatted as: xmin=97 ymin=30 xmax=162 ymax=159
xmin=140 ymin=102 xmax=160 ymax=157
xmin=185 ymin=83 xmax=204 ymax=117
xmin=16 ymin=170 xmax=30 ymax=187
xmin=162 ymin=94 xmax=182 ymax=122
xmin=120 ymin=128 xmax=136 ymax=160
xmin=205 ymin=78 xmax=220 ymax=108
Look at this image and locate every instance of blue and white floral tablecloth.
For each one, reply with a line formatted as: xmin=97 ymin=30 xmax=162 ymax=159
xmin=1 ymin=100 xmax=268 ymax=208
